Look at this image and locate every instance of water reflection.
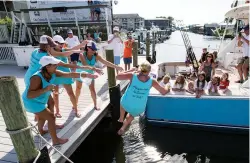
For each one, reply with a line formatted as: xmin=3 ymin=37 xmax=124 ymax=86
xmin=140 ymin=117 xmax=249 ymax=163
xmin=69 ymin=116 xmax=248 ymax=163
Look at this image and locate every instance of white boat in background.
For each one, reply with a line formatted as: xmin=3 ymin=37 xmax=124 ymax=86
xmin=144 ymin=0 xmax=250 ymax=132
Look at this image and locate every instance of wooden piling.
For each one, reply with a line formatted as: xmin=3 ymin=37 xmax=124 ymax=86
xmin=146 ymin=32 xmax=151 ymax=62
xmin=105 ymin=49 xmax=116 ymax=87
xmin=138 ymin=36 xmax=141 ymax=54
xmin=152 ymin=32 xmax=156 ymax=55
xmin=105 ymin=49 xmax=121 ymax=128
xmin=132 ymin=41 xmax=138 ymax=67
xmin=0 ymin=76 xmax=38 ymax=163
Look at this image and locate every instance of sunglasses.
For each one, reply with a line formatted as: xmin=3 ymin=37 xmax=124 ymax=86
xmin=55 ymin=41 xmax=64 ymax=45
xmin=207 ymin=56 xmax=212 ymax=58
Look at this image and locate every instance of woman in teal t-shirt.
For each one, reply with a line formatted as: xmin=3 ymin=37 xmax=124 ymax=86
xmin=22 ymin=56 xmax=98 ymax=145
xmin=75 ymin=41 xmax=124 ymax=110
xmin=52 ymin=35 xmax=102 ymax=118
xmin=116 ymin=62 xmax=169 ymax=135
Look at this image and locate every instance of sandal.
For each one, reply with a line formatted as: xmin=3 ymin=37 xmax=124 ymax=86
xmin=55 ymin=113 xmax=62 ymax=118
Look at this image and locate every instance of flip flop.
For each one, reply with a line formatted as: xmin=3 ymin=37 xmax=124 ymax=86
xmin=55 ymin=113 xmax=62 ymax=118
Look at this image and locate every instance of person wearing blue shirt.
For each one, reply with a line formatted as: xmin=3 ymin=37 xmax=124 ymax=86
xmin=116 ymin=62 xmax=169 ymax=135
xmin=52 ymin=35 xmax=103 ymax=118
xmin=22 ymin=56 xmax=98 ymax=145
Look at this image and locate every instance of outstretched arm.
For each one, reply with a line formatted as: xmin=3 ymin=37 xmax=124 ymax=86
xmin=49 ymin=47 xmax=84 ymax=57
xmin=66 ymin=40 xmax=88 ymax=50
xmin=96 ymin=55 xmax=124 ymax=72
xmin=116 ymin=72 xmax=133 ymax=81
xmin=55 ymin=70 xmax=98 ymax=79
xmin=152 ymin=79 xmax=169 ymax=95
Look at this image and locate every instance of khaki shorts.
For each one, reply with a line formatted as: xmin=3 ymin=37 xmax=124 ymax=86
xmin=238 ymin=57 xmax=249 ymax=65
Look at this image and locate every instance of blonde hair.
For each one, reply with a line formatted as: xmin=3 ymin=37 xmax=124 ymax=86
xmin=163 ymin=74 xmax=170 ymax=80
xmin=139 ymin=61 xmax=151 ymax=73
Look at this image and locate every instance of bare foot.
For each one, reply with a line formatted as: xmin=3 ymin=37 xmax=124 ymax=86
xmin=55 ymin=124 xmax=64 ymax=129
xmin=39 ymin=130 xmax=48 ymax=136
xmin=75 ymin=112 xmax=81 ymax=118
xmin=94 ymin=106 xmax=100 ymax=111
xmin=53 ymin=138 xmax=69 ymax=146
xmin=55 ymin=112 xmax=62 ymax=118
xmin=117 ymin=128 xmax=125 ymax=135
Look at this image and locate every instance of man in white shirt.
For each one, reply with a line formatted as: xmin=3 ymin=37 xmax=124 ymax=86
xmin=108 ymin=26 xmax=123 ymax=73
xmin=236 ymin=25 xmax=249 ymax=83
xmin=65 ymin=29 xmax=80 ymax=71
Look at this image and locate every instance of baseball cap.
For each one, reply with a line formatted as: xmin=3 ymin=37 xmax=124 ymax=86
xmin=39 ymin=56 xmax=61 ymax=68
xmin=39 ymin=35 xmax=58 ymax=47
xmin=244 ymin=24 xmax=249 ymax=31
xmin=40 ymin=35 xmax=49 ymax=44
xmin=87 ymin=41 xmax=98 ymax=51
xmin=67 ymin=29 xmax=73 ymax=34
xmin=113 ymin=26 xmax=119 ymax=32
xmin=53 ymin=35 xmax=66 ymax=44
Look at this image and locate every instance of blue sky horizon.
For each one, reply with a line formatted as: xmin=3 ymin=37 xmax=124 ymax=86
xmin=113 ymin=0 xmax=234 ymax=25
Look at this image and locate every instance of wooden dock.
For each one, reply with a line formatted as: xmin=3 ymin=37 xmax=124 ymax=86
xmin=0 ymin=56 xmax=146 ymax=163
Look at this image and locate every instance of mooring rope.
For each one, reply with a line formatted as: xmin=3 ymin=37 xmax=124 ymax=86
xmin=5 ymin=123 xmax=74 ymax=163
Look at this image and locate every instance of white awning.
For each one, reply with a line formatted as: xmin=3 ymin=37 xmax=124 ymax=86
xmin=225 ymin=3 xmax=249 ymax=20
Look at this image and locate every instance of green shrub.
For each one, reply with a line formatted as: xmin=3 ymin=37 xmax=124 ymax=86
xmin=0 ymin=16 xmax=12 ymax=34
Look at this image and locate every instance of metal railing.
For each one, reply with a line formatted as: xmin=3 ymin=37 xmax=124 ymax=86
xmin=0 ymin=46 xmax=16 ymax=64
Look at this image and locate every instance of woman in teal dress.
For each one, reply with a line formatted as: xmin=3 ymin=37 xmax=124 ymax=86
xmin=24 ymin=35 xmax=88 ymax=121
xmin=75 ymin=41 xmax=124 ymax=110
xmin=22 ymin=56 xmax=98 ymax=145
xmin=52 ymin=35 xmax=103 ymax=118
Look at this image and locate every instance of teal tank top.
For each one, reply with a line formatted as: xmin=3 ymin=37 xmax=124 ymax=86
xmin=77 ymin=52 xmax=96 ymax=74
xmin=121 ymin=73 xmax=153 ymax=116
xmin=24 ymin=48 xmax=48 ymax=86
xmin=55 ymin=48 xmax=71 ymax=73
xmin=22 ymin=71 xmax=56 ymax=113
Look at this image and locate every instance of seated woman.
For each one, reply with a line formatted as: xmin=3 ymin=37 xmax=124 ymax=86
xmin=172 ymin=74 xmax=186 ymax=92
xmin=219 ymin=73 xmax=230 ymax=93
xmin=116 ymin=62 xmax=169 ymax=135
xmin=207 ymin=76 xmax=220 ymax=95
xmin=199 ymin=53 xmax=216 ymax=82
xmin=22 ymin=56 xmax=98 ymax=145
xmin=194 ymin=72 xmax=207 ymax=98
xmin=160 ymin=74 xmax=171 ymax=89
xmin=186 ymin=81 xmax=195 ymax=94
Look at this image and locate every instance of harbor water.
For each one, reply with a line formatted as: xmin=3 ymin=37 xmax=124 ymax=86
xmin=68 ymin=32 xmax=249 ymax=163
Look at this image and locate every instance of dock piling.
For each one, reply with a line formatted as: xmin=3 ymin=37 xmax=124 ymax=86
xmin=146 ymin=32 xmax=151 ymax=62
xmin=0 ymin=76 xmax=39 ymax=163
xmin=105 ymin=50 xmax=121 ymax=128
xmin=132 ymin=41 xmax=138 ymax=67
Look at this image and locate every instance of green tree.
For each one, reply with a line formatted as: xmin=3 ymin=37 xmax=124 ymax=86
xmin=0 ymin=16 xmax=12 ymax=34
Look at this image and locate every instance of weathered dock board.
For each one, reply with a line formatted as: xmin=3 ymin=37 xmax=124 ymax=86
xmin=0 ymin=56 xmax=146 ymax=163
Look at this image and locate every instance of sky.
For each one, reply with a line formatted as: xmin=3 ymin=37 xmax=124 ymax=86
xmin=113 ymin=0 xmax=234 ymax=25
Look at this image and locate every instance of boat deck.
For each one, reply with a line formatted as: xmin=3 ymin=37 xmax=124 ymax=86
xmin=151 ymin=67 xmax=249 ymax=97
xmin=0 ymin=56 xmax=145 ymax=163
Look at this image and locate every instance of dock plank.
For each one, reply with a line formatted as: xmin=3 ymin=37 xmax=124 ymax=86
xmin=0 ymin=56 xmax=146 ymax=162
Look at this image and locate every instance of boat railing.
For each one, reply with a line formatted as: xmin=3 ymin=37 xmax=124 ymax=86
xmin=9 ymin=4 xmax=112 ymax=44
